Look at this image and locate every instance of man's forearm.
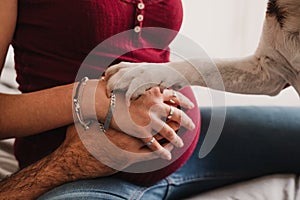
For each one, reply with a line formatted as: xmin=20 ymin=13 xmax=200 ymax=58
xmin=0 ymin=138 xmax=115 ymax=200
xmin=0 ymin=147 xmax=70 ymax=200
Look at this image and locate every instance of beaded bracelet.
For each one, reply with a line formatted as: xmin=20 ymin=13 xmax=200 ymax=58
xmin=103 ymin=92 xmax=116 ymax=132
xmin=73 ymin=77 xmax=92 ymax=130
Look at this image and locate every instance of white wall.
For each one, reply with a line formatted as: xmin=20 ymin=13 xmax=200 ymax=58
xmin=181 ymin=0 xmax=267 ymax=57
xmin=180 ymin=0 xmax=300 ymax=107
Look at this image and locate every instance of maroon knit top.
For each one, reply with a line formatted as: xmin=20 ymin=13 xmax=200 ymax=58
xmin=12 ymin=0 xmax=200 ymax=184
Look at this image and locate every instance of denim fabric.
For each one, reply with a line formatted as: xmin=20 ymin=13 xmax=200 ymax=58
xmin=39 ymin=107 xmax=300 ymax=200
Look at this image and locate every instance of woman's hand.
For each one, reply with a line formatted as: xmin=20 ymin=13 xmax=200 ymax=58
xmin=110 ymin=86 xmax=195 ymax=160
xmin=82 ymin=78 xmax=195 ymax=160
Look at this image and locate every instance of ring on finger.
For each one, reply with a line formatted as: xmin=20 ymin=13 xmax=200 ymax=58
xmin=170 ymin=90 xmax=177 ymax=104
xmin=167 ymin=105 xmax=174 ymax=120
xmin=172 ymin=90 xmax=177 ymax=98
xmin=145 ymin=137 xmax=156 ymax=147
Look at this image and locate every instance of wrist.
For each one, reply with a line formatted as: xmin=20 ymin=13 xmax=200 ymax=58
xmin=95 ymin=79 xmax=111 ymax=122
xmin=79 ymin=78 xmax=110 ymax=123
xmin=53 ymin=125 xmax=117 ymax=180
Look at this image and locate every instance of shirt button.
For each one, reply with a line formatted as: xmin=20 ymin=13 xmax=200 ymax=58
xmin=137 ymin=2 xmax=145 ymax=10
xmin=137 ymin=14 xmax=144 ymax=22
xmin=134 ymin=26 xmax=141 ymax=33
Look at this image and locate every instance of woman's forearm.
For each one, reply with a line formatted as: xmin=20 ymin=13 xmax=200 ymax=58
xmin=0 ymin=79 xmax=110 ymax=139
xmin=0 ymin=84 xmax=74 ymax=138
xmin=0 ymin=0 xmax=17 ymax=75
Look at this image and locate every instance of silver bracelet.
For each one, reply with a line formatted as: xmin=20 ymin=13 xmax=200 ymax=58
xmin=103 ymin=92 xmax=116 ymax=132
xmin=73 ymin=77 xmax=92 ymax=130
xmin=99 ymin=122 xmax=105 ymax=132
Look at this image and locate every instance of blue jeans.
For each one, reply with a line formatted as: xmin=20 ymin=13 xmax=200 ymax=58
xmin=39 ymin=107 xmax=300 ymax=200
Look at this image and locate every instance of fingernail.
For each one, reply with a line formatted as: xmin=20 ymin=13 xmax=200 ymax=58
xmin=189 ymin=122 xmax=195 ymax=130
xmin=176 ymin=138 xmax=184 ymax=148
xmin=188 ymin=101 xmax=195 ymax=109
xmin=162 ymin=151 xmax=172 ymax=161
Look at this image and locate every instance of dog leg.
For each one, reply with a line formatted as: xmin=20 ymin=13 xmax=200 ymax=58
xmin=168 ymin=55 xmax=288 ymax=95
xmin=261 ymin=51 xmax=300 ymax=96
xmin=105 ymin=55 xmax=288 ymax=99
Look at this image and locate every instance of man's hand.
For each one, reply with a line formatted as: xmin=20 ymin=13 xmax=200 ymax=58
xmin=0 ymin=123 xmax=168 ymax=200
xmin=65 ymin=122 xmax=170 ymax=176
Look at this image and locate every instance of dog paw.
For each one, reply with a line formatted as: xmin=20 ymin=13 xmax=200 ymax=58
xmin=105 ymin=62 xmax=186 ymax=104
xmin=105 ymin=62 xmax=163 ymax=101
